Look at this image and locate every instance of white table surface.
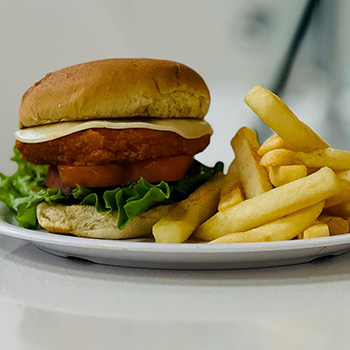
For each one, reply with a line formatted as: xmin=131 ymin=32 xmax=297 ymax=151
xmin=1 ymin=234 xmax=350 ymax=350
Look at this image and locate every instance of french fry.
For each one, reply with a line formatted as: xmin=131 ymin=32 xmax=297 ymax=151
xmin=319 ymin=213 xmax=349 ymax=235
xmin=337 ymin=169 xmax=350 ymax=181
xmin=231 ymin=127 xmax=272 ymax=198
xmin=325 ymin=179 xmax=350 ymax=208
xmin=299 ymin=149 xmax=350 ymax=170
xmin=261 ymin=148 xmax=350 ymax=170
xmin=325 ymin=171 xmax=350 ymax=208
xmin=297 ymin=220 xmax=321 ymax=239
xmin=152 ymin=173 xmax=224 ymax=243
xmin=329 ymin=219 xmax=349 ymax=235
xmin=299 ymin=222 xmax=330 ymax=239
xmin=218 ymin=160 xmax=245 ymax=212
xmin=244 ymin=85 xmax=329 ymax=151
xmin=258 ymin=135 xmax=297 ymax=156
xmin=194 ymin=167 xmax=340 ymax=241
xmin=326 ymin=201 xmax=350 ymax=218
xmin=268 ymin=165 xmax=307 ymax=187
xmin=210 ymin=202 xmax=324 ymax=243
xmin=260 ymin=149 xmax=304 ymax=167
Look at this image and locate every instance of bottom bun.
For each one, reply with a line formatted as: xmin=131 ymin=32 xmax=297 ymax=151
xmin=37 ymin=202 xmax=174 ymax=239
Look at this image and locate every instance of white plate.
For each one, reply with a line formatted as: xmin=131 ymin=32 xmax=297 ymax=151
xmin=1 ymin=203 xmax=350 ymax=269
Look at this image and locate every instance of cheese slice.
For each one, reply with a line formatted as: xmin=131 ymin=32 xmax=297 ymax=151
xmin=15 ymin=118 xmax=213 ymax=144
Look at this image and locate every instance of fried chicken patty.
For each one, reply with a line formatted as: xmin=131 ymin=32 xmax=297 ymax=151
xmin=16 ymin=128 xmax=210 ymax=166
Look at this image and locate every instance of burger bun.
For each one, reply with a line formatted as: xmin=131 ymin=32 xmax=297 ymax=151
xmin=20 ymin=58 xmax=210 ymax=128
xmin=37 ymin=202 xmax=175 ymax=239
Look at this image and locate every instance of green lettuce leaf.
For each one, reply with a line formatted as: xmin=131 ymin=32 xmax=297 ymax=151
xmin=0 ymin=148 xmax=223 ymax=229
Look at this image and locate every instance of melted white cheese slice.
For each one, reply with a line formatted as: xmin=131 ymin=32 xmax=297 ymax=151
xmin=15 ymin=118 xmax=213 ymax=143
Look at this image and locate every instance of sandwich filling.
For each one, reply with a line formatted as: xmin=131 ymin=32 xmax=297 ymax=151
xmin=4 ymin=119 xmax=221 ymax=230
xmin=15 ymin=119 xmax=212 ymax=189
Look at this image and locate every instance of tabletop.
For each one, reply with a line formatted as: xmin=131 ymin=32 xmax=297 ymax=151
xmin=1 ymin=234 xmax=350 ymax=350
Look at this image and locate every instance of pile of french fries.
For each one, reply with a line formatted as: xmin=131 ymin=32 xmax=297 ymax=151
xmin=152 ymin=85 xmax=350 ymax=244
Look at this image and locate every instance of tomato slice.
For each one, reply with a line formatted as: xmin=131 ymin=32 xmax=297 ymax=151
xmin=58 ymin=163 xmax=126 ymax=188
xmin=128 ymin=156 xmax=194 ymax=184
xmin=46 ymin=165 xmax=74 ymax=194
xmin=55 ymin=155 xmax=194 ymax=188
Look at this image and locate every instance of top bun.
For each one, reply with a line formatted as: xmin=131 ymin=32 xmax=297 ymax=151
xmin=19 ymin=58 xmax=210 ymax=128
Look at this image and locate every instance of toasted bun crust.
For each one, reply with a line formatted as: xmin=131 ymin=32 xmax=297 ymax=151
xmin=19 ymin=58 xmax=210 ymax=128
xmin=37 ymin=202 xmax=174 ymax=239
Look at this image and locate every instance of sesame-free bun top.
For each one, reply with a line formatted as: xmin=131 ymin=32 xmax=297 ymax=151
xmin=19 ymin=58 xmax=210 ymax=128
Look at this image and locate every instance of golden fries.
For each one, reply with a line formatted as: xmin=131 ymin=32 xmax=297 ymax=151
xmin=152 ymin=173 xmax=224 ymax=243
xmin=319 ymin=214 xmax=350 ymax=236
xmin=325 ymin=180 xmax=350 ymax=208
xmin=152 ymin=85 xmax=350 ymax=244
xmin=326 ymin=201 xmax=350 ymax=218
xmin=244 ymin=85 xmax=329 ymax=151
xmin=267 ymin=165 xmax=307 ymax=187
xmin=195 ymin=167 xmax=340 ymax=241
xmin=258 ymin=135 xmax=297 ymax=156
xmin=210 ymin=202 xmax=324 ymax=243
xmin=218 ymin=160 xmax=245 ymax=212
xmin=231 ymin=127 xmax=272 ymax=198
xmin=261 ymin=148 xmax=350 ymax=170
xmin=337 ymin=169 xmax=350 ymax=181
xmin=299 ymin=222 xmax=330 ymax=239
xmin=260 ymin=149 xmax=304 ymax=167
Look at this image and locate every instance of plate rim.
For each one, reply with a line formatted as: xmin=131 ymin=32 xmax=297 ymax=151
xmin=1 ymin=204 xmax=350 ymax=254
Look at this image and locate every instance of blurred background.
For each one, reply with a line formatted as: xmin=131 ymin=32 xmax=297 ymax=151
xmin=0 ymin=0 xmax=348 ymax=172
